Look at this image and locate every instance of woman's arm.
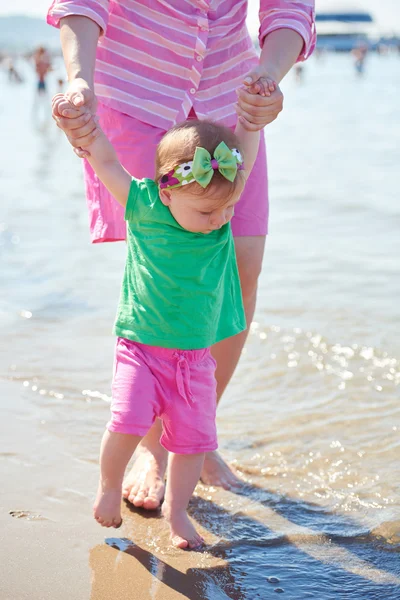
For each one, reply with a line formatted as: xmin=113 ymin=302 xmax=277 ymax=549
xmin=235 ymin=29 xmax=303 ymax=131
xmin=52 ymin=15 xmax=101 ymax=154
xmin=236 ymin=1 xmax=316 ymax=131
xmin=258 ymin=0 xmax=316 ymax=64
xmin=252 ymin=28 xmax=305 ymax=86
xmin=60 ymin=15 xmax=100 ymax=98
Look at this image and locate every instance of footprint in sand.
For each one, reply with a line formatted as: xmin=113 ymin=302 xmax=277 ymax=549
xmin=9 ymin=510 xmax=48 ymax=521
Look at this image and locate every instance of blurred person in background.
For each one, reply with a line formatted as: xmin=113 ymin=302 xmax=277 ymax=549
xmin=352 ymin=42 xmax=368 ymax=77
xmin=48 ymin=0 xmax=316 ymax=510
xmin=4 ymin=56 xmax=23 ymax=83
xmin=33 ymin=46 xmax=52 ymax=94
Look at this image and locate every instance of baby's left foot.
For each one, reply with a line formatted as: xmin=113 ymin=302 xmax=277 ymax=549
xmin=93 ymin=483 xmax=123 ymax=528
xmin=162 ymin=503 xmax=204 ymax=550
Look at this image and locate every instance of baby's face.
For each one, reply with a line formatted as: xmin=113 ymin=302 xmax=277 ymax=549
xmin=159 ymin=184 xmax=244 ymax=234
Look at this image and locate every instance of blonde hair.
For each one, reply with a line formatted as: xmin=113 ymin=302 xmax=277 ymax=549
xmin=155 ymin=119 xmax=245 ymax=203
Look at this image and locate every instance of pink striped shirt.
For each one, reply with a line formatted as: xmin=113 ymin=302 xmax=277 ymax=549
xmin=48 ymin=1 xmax=316 ymax=130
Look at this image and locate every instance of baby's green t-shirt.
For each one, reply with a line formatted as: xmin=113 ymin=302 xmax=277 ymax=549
xmin=113 ymin=178 xmax=246 ymax=350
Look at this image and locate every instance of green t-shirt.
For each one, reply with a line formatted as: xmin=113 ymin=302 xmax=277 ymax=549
xmin=113 ymin=178 xmax=246 ymax=350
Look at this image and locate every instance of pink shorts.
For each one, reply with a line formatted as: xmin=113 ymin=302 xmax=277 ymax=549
xmin=108 ymin=338 xmax=218 ymax=454
xmin=84 ymin=103 xmax=269 ymax=243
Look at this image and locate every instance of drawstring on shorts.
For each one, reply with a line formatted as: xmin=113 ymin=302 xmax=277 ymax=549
xmin=174 ymin=352 xmax=194 ymax=406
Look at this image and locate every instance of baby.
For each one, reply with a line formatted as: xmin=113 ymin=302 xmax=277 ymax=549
xmin=53 ymin=81 xmax=272 ymax=549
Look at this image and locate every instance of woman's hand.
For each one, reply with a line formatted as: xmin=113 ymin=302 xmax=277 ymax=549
xmin=52 ymin=78 xmax=99 ymax=157
xmin=235 ymin=67 xmax=284 ymax=131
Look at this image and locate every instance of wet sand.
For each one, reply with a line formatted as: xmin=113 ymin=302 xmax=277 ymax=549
xmin=2 ymin=370 xmax=399 ymax=599
xmin=1 ymin=379 xmax=228 ymax=600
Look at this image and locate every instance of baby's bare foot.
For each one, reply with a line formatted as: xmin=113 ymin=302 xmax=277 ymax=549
xmin=162 ymin=503 xmax=204 ymax=550
xmin=93 ymin=484 xmax=123 ymax=528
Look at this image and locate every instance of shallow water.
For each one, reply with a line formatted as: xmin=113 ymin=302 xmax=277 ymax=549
xmin=1 ymin=52 xmax=400 ymax=599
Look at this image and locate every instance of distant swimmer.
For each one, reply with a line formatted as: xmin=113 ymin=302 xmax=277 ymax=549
xmin=294 ymin=63 xmax=304 ymax=84
xmin=5 ymin=57 xmax=23 ymax=83
xmin=352 ymin=43 xmax=368 ymax=77
xmin=33 ymin=46 xmax=52 ymax=94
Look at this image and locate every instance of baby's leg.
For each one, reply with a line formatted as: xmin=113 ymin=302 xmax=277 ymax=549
xmin=162 ymin=453 xmax=205 ymax=549
xmin=94 ymin=430 xmax=142 ymax=527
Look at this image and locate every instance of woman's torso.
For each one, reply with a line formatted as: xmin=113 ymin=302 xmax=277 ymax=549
xmin=95 ymin=0 xmax=258 ymax=129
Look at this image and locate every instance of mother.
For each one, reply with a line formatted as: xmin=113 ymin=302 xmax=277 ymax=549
xmin=48 ymin=0 xmax=315 ymax=508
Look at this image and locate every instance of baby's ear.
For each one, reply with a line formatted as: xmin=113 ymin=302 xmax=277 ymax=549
xmin=159 ymin=189 xmax=172 ymax=206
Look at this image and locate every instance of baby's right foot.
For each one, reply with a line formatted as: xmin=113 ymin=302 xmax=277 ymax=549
xmin=162 ymin=503 xmax=204 ymax=550
xmin=93 ymin=483 xmax=123 ymax=528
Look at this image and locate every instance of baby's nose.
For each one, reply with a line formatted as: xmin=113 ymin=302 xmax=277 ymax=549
xmin=210 ymin=212 xmax=226 ymax=228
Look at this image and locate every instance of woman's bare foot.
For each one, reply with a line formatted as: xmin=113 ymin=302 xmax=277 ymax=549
xmin=93 ymin=484 xmax=123 ymax=528
xmin=162 ymin=503 xmax=204 ymax=550
xmin=200 ymin=450 xmax=242 ymax=489
xmin=122 ymin=443 xmax=168 ymax=509
xmin=123 ymin=447 xmax=241 ymax=509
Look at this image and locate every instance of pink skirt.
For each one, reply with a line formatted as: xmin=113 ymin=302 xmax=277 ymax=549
xmin=83 ymin=103 xmax=269 ymax=243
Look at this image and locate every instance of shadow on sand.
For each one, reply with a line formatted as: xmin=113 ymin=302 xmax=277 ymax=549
xmin=88 ymin=482 xmax=400 ymax=599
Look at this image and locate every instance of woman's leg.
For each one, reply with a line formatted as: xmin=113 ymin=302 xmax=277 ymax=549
xmin=122 ymin=418 xmax=168 ymax=509
xmin=212 ymin=235 xmax=266 ymax=399
xmin=94 ymin=430 xmax=142 ymax=527
xmin=201 ymin=132 xmax=269 ymax=487
xmin=162 ymin=452 xmax=205 ymax=549
xmin=201 ymin=235 xmax=266 ymax=487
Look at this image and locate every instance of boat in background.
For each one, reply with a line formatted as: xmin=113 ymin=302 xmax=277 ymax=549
xmin=316 ymin=2 xmax=376 ymax=51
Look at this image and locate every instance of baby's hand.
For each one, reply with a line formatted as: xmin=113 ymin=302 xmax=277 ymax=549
xmin=243 ymin=74 xmax=276 ymax=97
xmin=235 ymin=70 xmax=282 ymax=131
xmin=52 ymin=93 xmax=82 ymax=120
xmin=52 ymin=93 xmax=98 ymax=157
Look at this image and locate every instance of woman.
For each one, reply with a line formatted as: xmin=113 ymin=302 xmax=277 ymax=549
xmin=48 ymin=0 xmax=315 ymax=509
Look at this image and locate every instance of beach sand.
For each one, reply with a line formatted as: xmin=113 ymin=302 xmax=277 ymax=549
xmin=2 ymin=378 xmax=400 ymax=600
xmin=1 ymin=379 xmax=233 ymax=600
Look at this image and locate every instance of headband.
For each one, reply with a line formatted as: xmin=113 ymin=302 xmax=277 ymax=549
xmin=159 ymin=142 xmax=244 ymax=190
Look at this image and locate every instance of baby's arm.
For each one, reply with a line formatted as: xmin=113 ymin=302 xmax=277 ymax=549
xmin=234 ymin=121 xmax=259 ymax=181
xmin=53 ymin=95 xmax=131 ymax=207
xmin=234 ymin=77 xmax=275 ymax=179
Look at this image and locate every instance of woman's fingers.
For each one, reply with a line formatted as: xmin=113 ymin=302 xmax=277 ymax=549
xmin=55 ymin=113 xmax=95 ymax=137
xmin=73 ymin=147 xmax=91 ymax=158
xmin=234 ymin=103 xmax=268 ymax=125
xmin=66 ymin=127 xmax=100 ymax=149
xmin=236 ymin=87 xmax=283 ymax=125
xmin=237 ymin=116 xmax=264 ymax=132
xmin=60 ymin=107 xmax=86 ymax=118
xmin=236 ymin=86 xmax=282 ymax=110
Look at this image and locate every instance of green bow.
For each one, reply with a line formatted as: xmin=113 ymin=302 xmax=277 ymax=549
xmin=192 ymin=142 xmax=238 ymax=188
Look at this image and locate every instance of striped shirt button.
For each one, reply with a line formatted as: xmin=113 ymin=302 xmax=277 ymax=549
xmin=196 ymin=55 xmax=202 ymax=62
xmin=190 ymin=88 xmax=196 ymax=94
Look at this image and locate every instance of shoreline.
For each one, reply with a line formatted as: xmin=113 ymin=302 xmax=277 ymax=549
xmin=1 ymin=379 xmax=399 ymax=599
